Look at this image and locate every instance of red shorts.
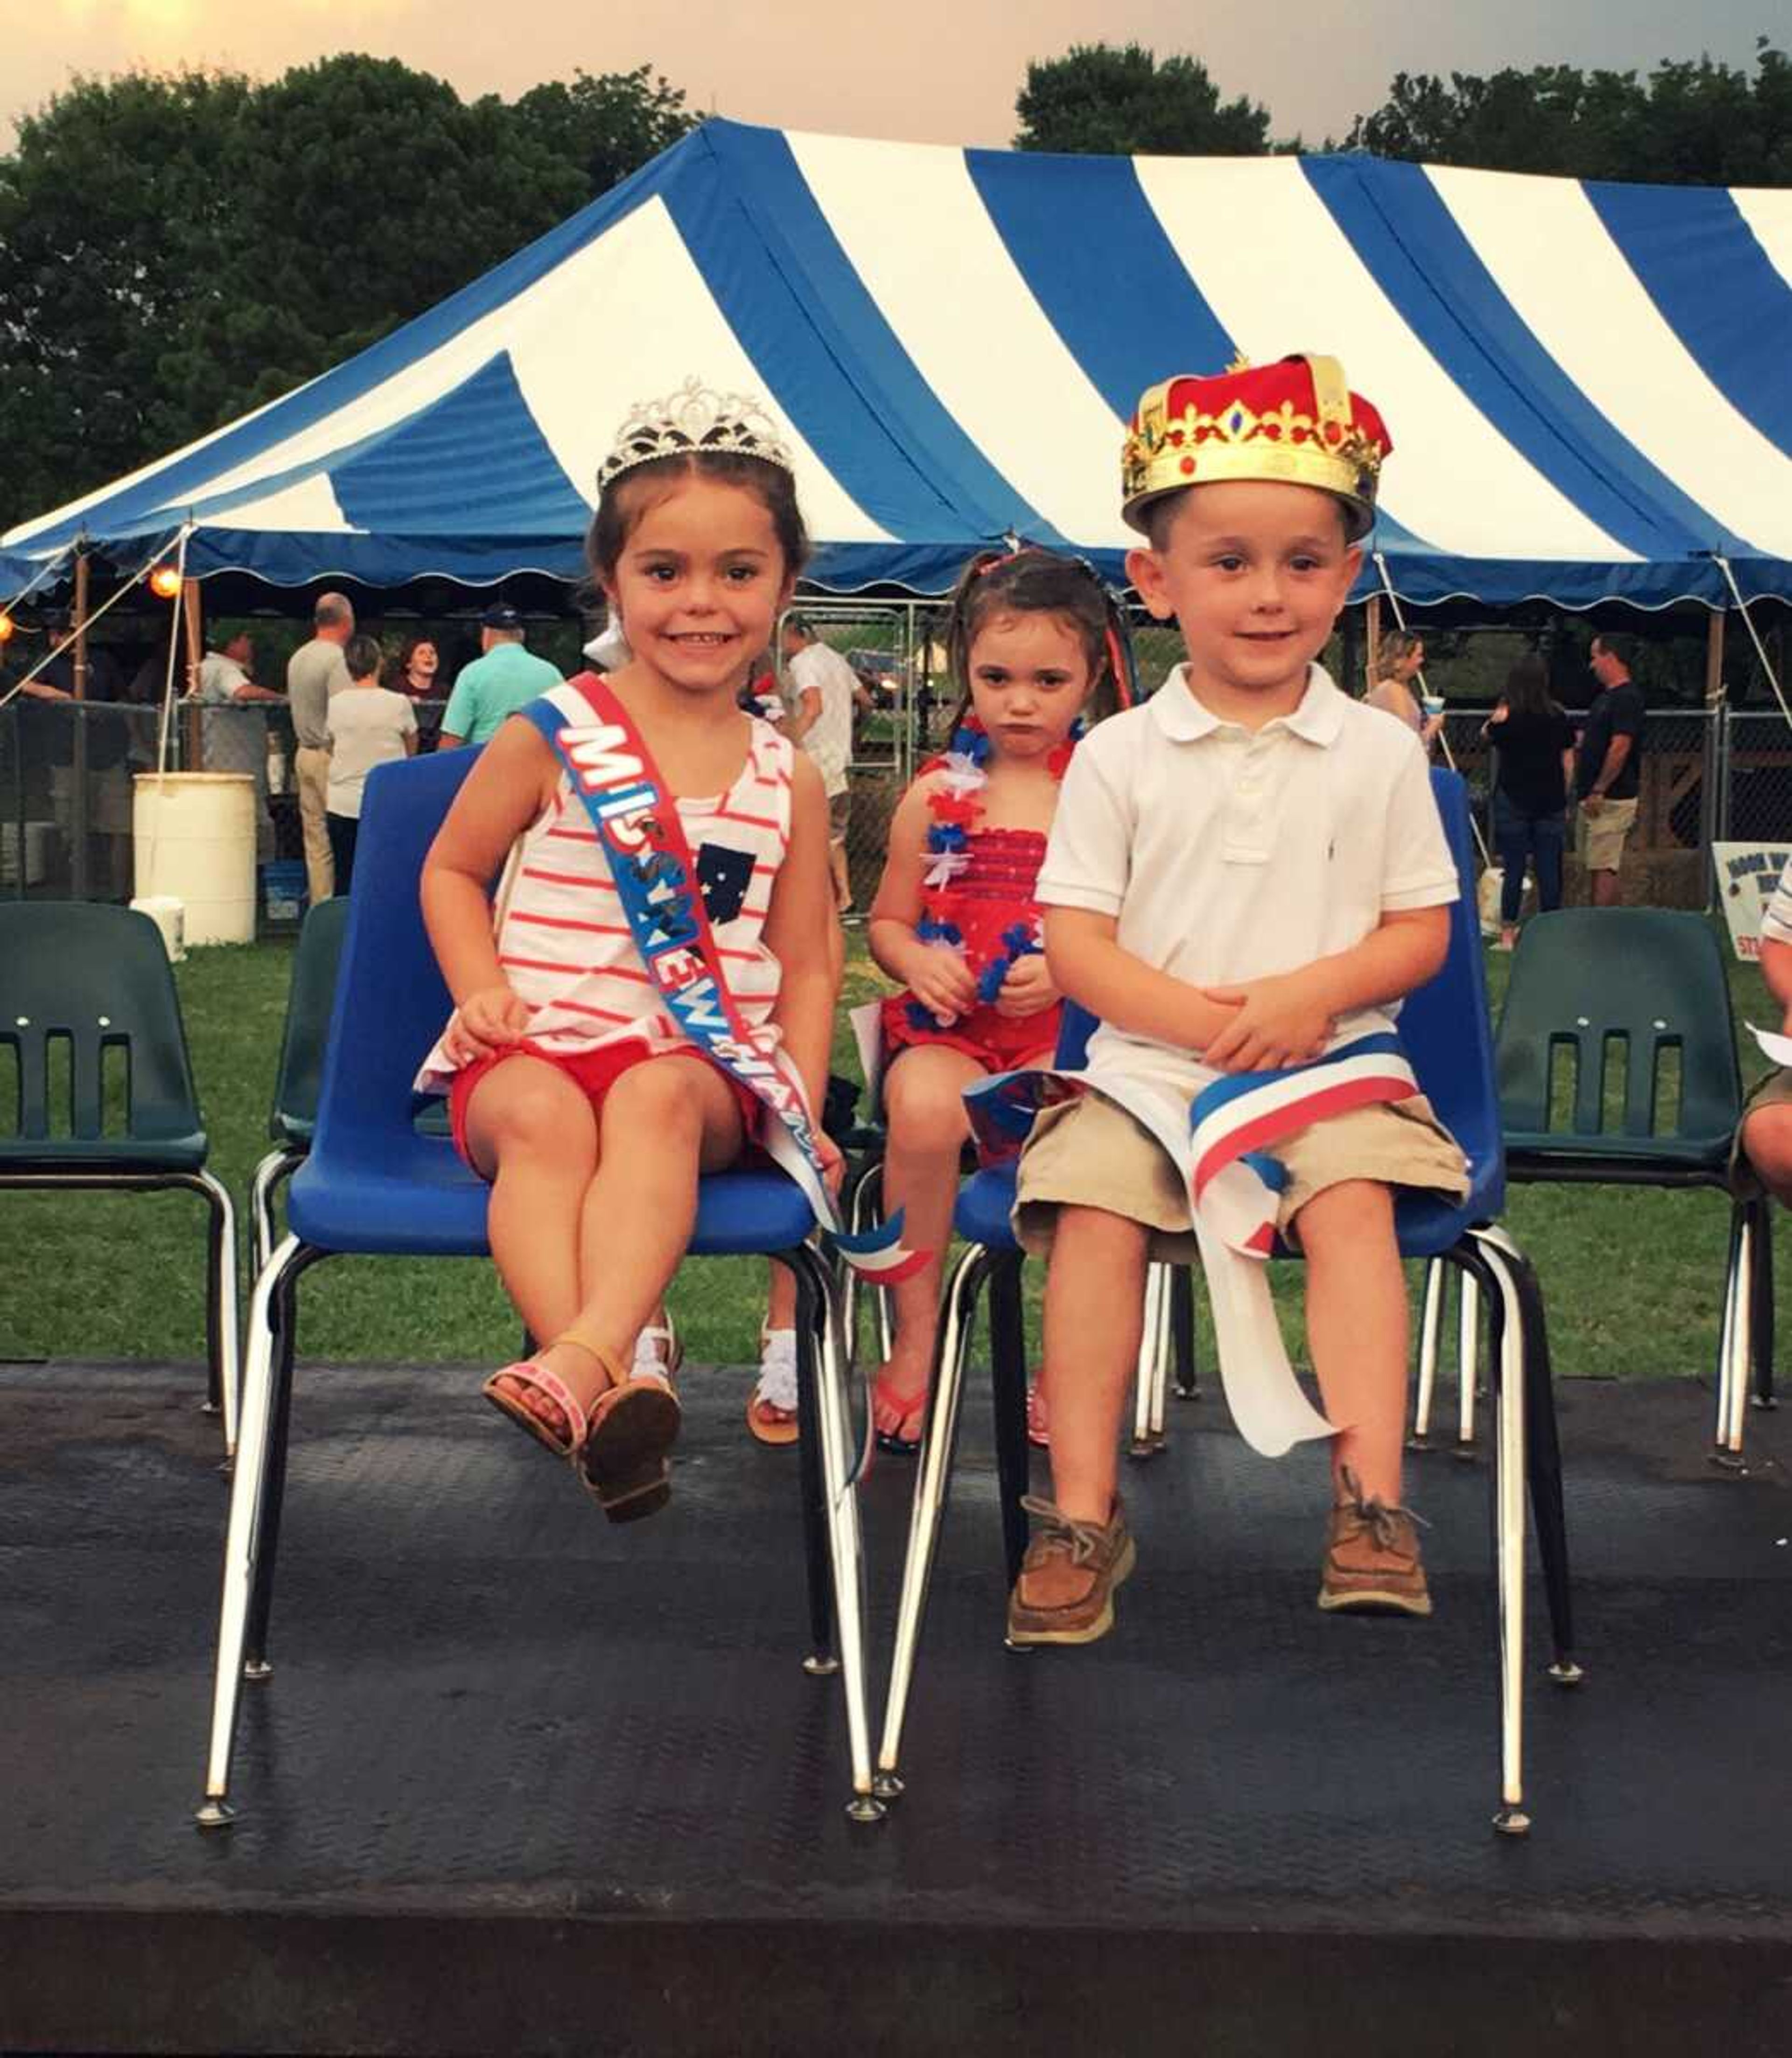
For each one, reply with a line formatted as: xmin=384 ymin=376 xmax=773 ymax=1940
xmin=448 ymin=1038 xmax=760 ymax=1173
xmin=879 ymin=992 xmax=1061 ymax=1084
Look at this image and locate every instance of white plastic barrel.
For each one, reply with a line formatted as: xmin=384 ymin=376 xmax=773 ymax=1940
xmin=132 ymin=772 xmax=256 ymax=945
xmin=129 ymin=894 xmax=187 ymax=962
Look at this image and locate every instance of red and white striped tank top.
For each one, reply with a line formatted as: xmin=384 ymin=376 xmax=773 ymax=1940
xmin=417 ymin=688 xmax=793 ymax=1089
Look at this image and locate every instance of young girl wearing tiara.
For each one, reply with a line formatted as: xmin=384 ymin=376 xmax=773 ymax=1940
xmin=865 ymin=551 xmax=1124 ymax=1451
xmin=417 ymin=381 xmax=840 ymax=1521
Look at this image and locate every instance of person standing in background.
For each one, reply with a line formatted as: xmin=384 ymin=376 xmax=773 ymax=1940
xmin=1482 ymin=653 xmax=1575 ymax=950
xmin=287 ymin=592 xmax=355 ymax=901
xmin=1365 ymin=630 xmax=1444 ymax=754
xmin=325 ymin=634 xmax=417 ymax=892
xmin=1574 ymin=632 xmax=1647 ymax=908
xmin=780 ymin=613 xmax=864 ymax=913
xmin=195 ymin=629 xmax=286 ymax=861
xmin=438 ymin=603 xmax=563 ymax=748
xmin=395 ymin=635 xmax=448 ymax=752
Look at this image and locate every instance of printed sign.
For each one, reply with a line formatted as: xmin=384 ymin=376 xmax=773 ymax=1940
xmin=1713 ymin=842 xmax=1792 ymax=960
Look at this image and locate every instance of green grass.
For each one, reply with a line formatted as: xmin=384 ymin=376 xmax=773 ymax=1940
xmin=0 ymin=926 xmax=1779 ymax=1379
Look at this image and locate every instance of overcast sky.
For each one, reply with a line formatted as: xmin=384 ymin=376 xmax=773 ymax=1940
xmin=6 ymin=0 xmax=1783 ymax=147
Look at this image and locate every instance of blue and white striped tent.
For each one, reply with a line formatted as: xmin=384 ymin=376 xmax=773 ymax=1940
xmin=6 ymin=119 xmax=1791 ymax=609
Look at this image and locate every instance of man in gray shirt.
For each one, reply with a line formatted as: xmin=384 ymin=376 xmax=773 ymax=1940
xmin=287 ymin=592 xmax=354 ymax=902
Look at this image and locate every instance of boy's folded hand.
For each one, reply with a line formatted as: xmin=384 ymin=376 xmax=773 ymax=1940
xmin=1200 ymin=973 xmax=1334 ymax=1074
xmin=993 ymin=954 xmax=1060 ymax=1019
xmin=449 ymin=983 xmax=531 ymax=1062
xmin=908 ymin=943 xmax=979 ymax=1026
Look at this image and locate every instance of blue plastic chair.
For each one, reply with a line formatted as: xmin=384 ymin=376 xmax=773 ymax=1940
xmin=197 ymin=746 xmax=881 ymax=1829
xmin=874 ymin=770 xmax=1576 ymax=1837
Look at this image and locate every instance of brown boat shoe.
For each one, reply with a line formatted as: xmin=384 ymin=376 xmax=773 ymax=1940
xmin=1318 ymin=1467 xmax=1432 ymax=1617
xmin=1005 ymin=1494 xmax=1137 ymax=1647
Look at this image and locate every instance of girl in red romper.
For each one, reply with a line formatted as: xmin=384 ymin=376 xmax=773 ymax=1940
xmin=866 ymin=551 xmax=1127 ymax=1451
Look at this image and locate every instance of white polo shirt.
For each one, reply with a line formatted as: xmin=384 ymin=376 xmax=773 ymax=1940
xmin=1038 ymin=663 xmax=1458 ymax=1088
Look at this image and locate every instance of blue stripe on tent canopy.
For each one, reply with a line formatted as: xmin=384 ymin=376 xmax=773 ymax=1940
xmin=1587 ymin=182 xmax=1792 ymax=464
xmin=678 ymin=121 xmax=1059 ymax=549
xmin=964 ymin=145 xmax=1435 ymax=561
xmin=1364 ymin=547 xmax=1758 ymax=610
xmin=1304 ymin=157 xmax=1745 ymax=562
xmin=9 ymin=141 xmax=699 ymax=558
xmin=329 ymin=353 xmax=589 ymax=539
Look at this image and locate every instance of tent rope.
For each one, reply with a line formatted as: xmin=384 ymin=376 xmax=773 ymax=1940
xmin=0 ymin=532 xmax=188 ymax=714
xmin=1715 ymin=556 xmax=1792 ymax=734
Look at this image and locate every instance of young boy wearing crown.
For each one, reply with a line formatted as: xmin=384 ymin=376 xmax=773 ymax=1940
xmin=1001 ymin=354 xmax=1470 ymax=1646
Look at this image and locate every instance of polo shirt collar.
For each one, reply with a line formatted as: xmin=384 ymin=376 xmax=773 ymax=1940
xmin=1149 ymin=663 xmax=1346 ymax=746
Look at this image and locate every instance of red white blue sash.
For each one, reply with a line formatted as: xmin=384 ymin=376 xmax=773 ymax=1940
xmin=529 ymin=673 xmax=927 ymax=1285
xmin=966 ymin=1032 xmax=1421 ymax=1455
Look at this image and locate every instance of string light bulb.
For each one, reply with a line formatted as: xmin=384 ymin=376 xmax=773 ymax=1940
xmin=0 ymin=611 xmax=14 ymax=644
xmin=149 ymin=565 xmax=183 ymax=601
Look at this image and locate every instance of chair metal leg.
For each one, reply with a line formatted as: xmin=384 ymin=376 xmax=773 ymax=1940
xmin=1470 ymin=1226 xmax=1578 ymax=1683
xmin=249 ymin=1148 xmax=301 ymax=1280
xmin=1724 ymin=1204 xmax=1755 ymax=1460
xmin=785 ymin=1252 xmax=836 ymax=1674
xmin=1170 ymin=1266 xmax=1199 ymax=1399
xmin=1456 ymin=1267 xmax=1481 ymax=1456
xmin=195 ymin=1234 xmax=302 ymax=1829
xmin=988 ymin=1252 xmax=1032 ymax=1589
xmin=1131 ymin=1263 xmax=1168 ymax=1457
xmin=1411 ymin=1257 xmax=1445 ymax=1446
xmin=789 ymin=1239 xmax=882 ymax=1822
xmin=192 ymin=1169 xmax=241 ymax=1459
xmin=875 ymin=1242 xmax=994 ymax=1800
xmin=842 ymin=1157 xmax=884 ymax=1371
xmin=242 ymin=1247 xmax=315 ymax=1673
xmin=1749 ymin=1196 xmax=1776 ymax=1411
xmin=1462 ymin=1228 xmax=1530 ymax=1837
xmin=1714 ymin=1204 xmax=1748 ymax=1465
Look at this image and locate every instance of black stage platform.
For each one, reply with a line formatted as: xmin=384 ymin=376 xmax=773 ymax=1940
xmin=3 ymin=1356 xmax=1790 ymax=2057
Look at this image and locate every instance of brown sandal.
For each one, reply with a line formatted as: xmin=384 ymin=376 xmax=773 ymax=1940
xmin=567 ymin=1328 xmax=681 ymax=1525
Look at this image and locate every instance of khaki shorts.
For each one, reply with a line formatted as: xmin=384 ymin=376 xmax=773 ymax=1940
xmin=827 ymin=789 xmax=851 ymax=847
xmin=1576 ymin=794 xmax=1638 ymax=874
xmin=1729 ymin=1065 xmax=1792 ymax=1196
xmin=1014 ymin=1085 xmax=1470 ymax=1262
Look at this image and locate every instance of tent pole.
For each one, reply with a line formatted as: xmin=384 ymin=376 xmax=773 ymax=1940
xmin=1365 ymin=594 xmax=1381 ymax=686
xmin=181 ymin=573 xmax=203 ymax=768
xmin=72 ymin=550 xmax=89 ymax=701
xmin=1704 ymin=609 xmax=1725 ymax=707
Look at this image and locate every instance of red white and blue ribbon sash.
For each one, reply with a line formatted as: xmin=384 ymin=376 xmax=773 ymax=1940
xmin=965 ymin=1032 xmax=1421 ymax=1456
xmin=529 ymin=674 xmax=927 ymax=1286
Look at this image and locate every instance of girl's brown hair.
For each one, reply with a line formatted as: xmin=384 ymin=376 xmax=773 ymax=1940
xmin=941 ymin=549 xmax=1131 ymax=732
xmin=585 ymin=451 xmax=812 ymax=586
xmin=1503 ymin=651 xmax=1560 ymax=721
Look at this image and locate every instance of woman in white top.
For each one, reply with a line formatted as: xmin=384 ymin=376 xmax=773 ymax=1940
xmin=325 ymin=633 xmax=417 ymax=894
xmin=1364 ymin=630 xmax=1444 ymax=752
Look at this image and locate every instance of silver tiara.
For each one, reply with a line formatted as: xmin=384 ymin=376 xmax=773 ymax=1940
xmin=596 ymin=376 xmax=796 ymax=493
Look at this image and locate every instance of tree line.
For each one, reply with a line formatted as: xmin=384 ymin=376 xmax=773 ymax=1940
xmin=1 ymin=40 xmax=1785 ymax=537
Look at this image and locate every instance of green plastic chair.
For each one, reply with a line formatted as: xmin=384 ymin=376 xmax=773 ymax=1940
xmin=249 ymin=896 xmax=349 ymax=1275
xmin=0 ymin=902 xmax=238 ymax=1453
xmin=1414 ymin=908 xmax=1768 ymax=1464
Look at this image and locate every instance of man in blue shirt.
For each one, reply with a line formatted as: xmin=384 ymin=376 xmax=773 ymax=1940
xmin=439 ymin=603 xmax=563 ymax=748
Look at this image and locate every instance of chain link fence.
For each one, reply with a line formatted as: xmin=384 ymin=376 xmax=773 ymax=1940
xmin=9 ymin=628 xmax=1792 ymax=927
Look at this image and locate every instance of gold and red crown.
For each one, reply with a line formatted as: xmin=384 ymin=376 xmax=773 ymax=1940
xmin=1120 ymin=353 xmax=1391 ymax=540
